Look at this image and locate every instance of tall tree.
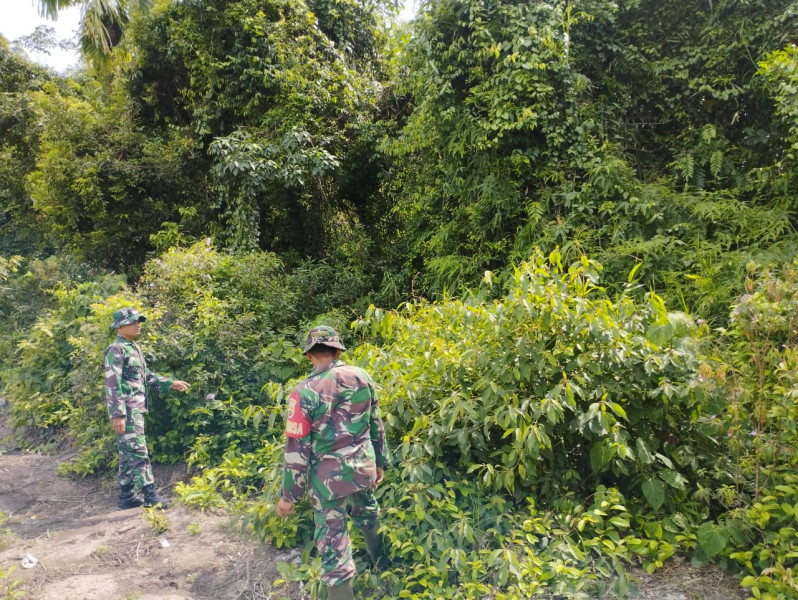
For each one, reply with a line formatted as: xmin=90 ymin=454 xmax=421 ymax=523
xmin=0 ymin=37 xmax=54 ymax=255
xmin=385 ymin=0 xmax=798 ymax=315
xmin=128 ymin=0 xmax=394 ymax=255
xmin=36 ymin=0 xmax=153 ymax=66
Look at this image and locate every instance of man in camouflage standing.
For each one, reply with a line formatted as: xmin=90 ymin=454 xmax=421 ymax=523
xmin=105 ymin=307 xmax=190 ymax=510
xmin=276 ymin=326 xmax=389 ymax=600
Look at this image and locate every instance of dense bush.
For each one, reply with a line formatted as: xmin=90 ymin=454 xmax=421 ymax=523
xmin=0 ymin=40 xmax=54 ymax=257
xmin=357 ymin=251 xmax=720 ymax=510
xmin=0 ymin=242 xmax=314 ymax=474
xmin=177 ymin=251 xmax=728 ymax=598
xmin=0 ymin=268 xmax=127 ymax=459
xmin=700 ymin=262 xmax=798 ymax=600
xmin=138 ymin=241 xmax=306 ymax=464
xmin=5 ymin=243 xmax=797 ymax=597
xmin=382 ymin=0 xmax=798 ymax=318
xmin=3 ymin=1 xmax=798 ymax=596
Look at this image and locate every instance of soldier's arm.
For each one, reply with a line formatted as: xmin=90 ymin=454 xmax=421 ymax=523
xmin=105 ymin=346 xmax=128 ymax=419
xmin=282 ymin=438 xmax=311 ymax=503
xmin=282 ymin=389 xmax=313 ymax=503
xmin=144 ymin=368 xmax=174 ymax=395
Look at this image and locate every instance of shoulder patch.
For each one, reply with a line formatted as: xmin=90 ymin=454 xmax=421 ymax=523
xmin=285 ymin=389 xmax=311 ymax=438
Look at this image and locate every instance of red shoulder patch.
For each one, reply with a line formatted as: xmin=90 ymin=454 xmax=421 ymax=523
xmin=285 ymin=389 xmax=311 ymax=438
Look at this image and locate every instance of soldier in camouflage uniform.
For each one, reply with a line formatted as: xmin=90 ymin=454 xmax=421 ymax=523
xmin=277 ymin=326 xmax=389 ymax=600
xmin=105 ymin=307 xmax=190 ymax=510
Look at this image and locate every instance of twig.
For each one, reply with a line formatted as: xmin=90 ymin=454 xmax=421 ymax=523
xmin=253 ymin=577 xmax=271 ymax=600
xmin=82 ymin=485 xmax=100 ymax=505
xmin=232 ymin=559 xmax=251 ymax=600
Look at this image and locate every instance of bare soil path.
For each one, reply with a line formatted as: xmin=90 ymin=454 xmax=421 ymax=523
xmin=0 ymin=451 xmax=286 ymax=600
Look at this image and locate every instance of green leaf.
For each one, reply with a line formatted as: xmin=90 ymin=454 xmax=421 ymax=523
xmin=609 ymin=516 xmax=630 ymax=528
xmin=641 ymin=479 xmax=665 ymax=510
xmin=660 ymin=469 xmax=686 ymax=490
xmin=627 ymin=262 xmax=643 ymax=283
xmin=590 ymin=442 xmax=613 ymax=474
xmin=697 ymin=523 xmax=727 ymax=559
xmin=635 ymin=439 xmax=655 ymax=465
xmin=740 ymin=576 xmax=757 ymax=587
xmin=647 ymin=322 xmax=674 ymax=346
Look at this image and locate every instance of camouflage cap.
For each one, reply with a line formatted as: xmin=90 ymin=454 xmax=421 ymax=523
xmin=111 ymin=307 xmax=146 ymax=330
xmin=303 ymin=325 xmax=346 ymax=354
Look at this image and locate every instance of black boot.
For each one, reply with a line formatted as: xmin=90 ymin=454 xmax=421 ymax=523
xmin=325 ymin=579 xmax=354 ymax=600
xmin=117 ymin=485 xmax=144 ymax=510
xmin=362 ymin=525 xmax=389 ymax=569
xmin=141 ymin=484 xmax=169 ymax=509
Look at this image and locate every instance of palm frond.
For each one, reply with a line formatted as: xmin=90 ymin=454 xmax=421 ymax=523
xmin=79 ymin=0 xmax=127 ymax=64
xmin=37 ymin=0 xmax=80 ymax=20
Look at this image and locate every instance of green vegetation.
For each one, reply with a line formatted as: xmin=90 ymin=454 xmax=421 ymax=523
xmin=2 ymin=0 xmax=798 ymax=598
xmin=142 ymin=506 xmax=169 ymax=535
xmin=0 ymin=564 xmax=24 ymax=600
xmin=0 ymin=514 xmax=23 ymax=600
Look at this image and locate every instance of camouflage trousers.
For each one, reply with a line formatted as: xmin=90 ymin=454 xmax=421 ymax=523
xmin=116 ymin=409 xmax=154 ymax=489
xmin=311 ymin=488 xmax=380 ymax=587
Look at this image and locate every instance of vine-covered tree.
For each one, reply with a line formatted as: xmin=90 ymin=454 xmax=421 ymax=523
xmin=0 ymin=37 xmax=55 ymax=255
xmin=386 ymin=0 xmax=798 ymax=315
xmin=127 ymin=0 xmax=395 ymax=255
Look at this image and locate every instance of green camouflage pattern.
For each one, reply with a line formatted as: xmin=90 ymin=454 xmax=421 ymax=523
xmin=282 ymin=359 xmax=388 ymax=503
xmin=303 ymin=325 xmax=346 ymax=353
xmin=312 ymin=489 xmax=380 ymax=586
xmin=110 ymin=306 xmax=146 ymax=329
xmin=118 ymin=409 xmax=155 ymax=488
xmin=105 ymin=335 xmax=173 ymax=488
xmin=281 ymin=358 xmax=388 ymax=586
xmin=105 ymin=335 xmax=173 ymax=418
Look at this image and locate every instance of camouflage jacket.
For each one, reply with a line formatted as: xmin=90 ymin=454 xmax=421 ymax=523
xmin=282 ymin=360 xmax=389 ymax=503
xmin=104 ymin=335 xmax=173 ymax=419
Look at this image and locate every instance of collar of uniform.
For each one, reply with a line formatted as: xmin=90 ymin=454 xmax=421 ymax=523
xmin=310 ymin=358 xmax=342 ymax=377
xmin=114 ymin=335 xmax=139 ymax=348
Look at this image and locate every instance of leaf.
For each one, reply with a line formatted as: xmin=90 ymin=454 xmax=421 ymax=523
xmin=647 ymin=322 xmax=674 ymax=346
xmin=627 ymin=262 xmax=643 ymax=283
xmin=697 ymin=523 xmax=727 ymax=559
xmin=607 ymin=402 xmax=627 ymax=420
xmin=635 ymin=438 xmax=655 ymax=465
xmin=590 ymin=442 xmax=613 ymax=474
xmin=641 ymin=479 xmax=665 ymax=510
xmin=609 ymin=516 xmax=630 ymax=528
xmin=660 ymin=469 xmax=686 ymax=490
xmin=710 ymin=150 xmax=723 ymax=178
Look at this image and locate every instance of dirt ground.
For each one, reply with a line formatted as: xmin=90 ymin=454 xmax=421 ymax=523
xmin=0 ymin=451 xmax=294 ymax=600
xmin=0 ymin=447 xmax=749 ymax=600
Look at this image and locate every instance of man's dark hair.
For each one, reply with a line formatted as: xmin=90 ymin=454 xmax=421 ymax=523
xmin=307 ymin=344 xmax=339 ymax=358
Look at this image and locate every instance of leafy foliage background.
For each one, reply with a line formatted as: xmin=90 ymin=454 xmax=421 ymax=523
xmin=2 ymin=0 xmax=798 ymax=598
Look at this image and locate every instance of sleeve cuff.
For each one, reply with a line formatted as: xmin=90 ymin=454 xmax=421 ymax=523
xmin=282 ymin=487 xmax=304 ymax=503
xmin=157 ymin=378 xmax=174 ymax=395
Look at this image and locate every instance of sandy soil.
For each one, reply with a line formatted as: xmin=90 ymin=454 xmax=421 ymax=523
xmin=0 ymin=446 xmax=748 ymax=600
xmin=0 ymin=451 xmax=292 ymax=600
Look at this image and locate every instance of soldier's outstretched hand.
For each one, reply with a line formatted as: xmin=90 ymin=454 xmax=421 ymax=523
xmin=276 ymin=498 xmax=294 ymax=518
xmin=111 ymin=416 xmax=125 ymax=435
xmin=171 ymin=380 xmax=191 ymax=392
